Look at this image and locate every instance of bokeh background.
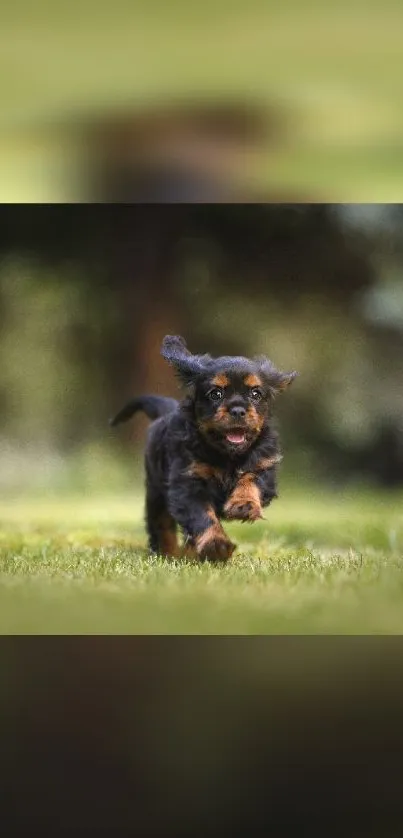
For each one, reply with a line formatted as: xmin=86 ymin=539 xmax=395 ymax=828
xmin=2 ymin=0 xmax=403 ymax=202
xmin=2 ymin=636 xmax=403 ymax=832
xmin=3 ymin=4 xmax=403 ymax=829
xmin=1 ymin=203 xmax=403 ymax=496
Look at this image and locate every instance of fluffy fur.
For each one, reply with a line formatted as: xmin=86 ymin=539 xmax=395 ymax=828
xmin=110 ymin=335 xmax=297 ymax=562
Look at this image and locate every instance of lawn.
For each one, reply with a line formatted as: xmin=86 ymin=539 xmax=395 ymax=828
xmin=0 ymin=484 xmax=402 ymax=634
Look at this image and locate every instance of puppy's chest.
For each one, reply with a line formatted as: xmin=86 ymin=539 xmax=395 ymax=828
xmin=216 ymin=469 xmax=239 ymax=498
xmin=190 ymin=463 xmax=245 ymax=504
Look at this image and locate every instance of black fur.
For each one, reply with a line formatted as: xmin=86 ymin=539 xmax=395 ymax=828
xmin=111 ymin=335 xmax=297 ymax=562
xmin=109 ymin=395 xmax=178 ymax=427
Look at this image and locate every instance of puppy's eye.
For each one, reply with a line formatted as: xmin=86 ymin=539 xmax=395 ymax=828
xmin=250 ymin=388 xmax=263 ymax=402
xmin=208 ymin=388 xmax=224 ymax=402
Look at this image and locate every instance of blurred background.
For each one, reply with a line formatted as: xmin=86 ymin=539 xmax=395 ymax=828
xmin=1 ymin=202 xmax=403 ymax=495
xmin=3 ymin=5 xmax=403 ymax=828
xmin=2 ymin=0 xmax=403 ymax=202
xmin=2 ymin=636 xmax=403 ymax=831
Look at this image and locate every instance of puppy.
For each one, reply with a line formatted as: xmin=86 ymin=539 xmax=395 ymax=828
xmin=110 ymin=335 xmax=297 ymax=562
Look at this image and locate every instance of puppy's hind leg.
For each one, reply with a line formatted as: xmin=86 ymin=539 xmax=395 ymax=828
xmin=146 ymin=490 xmax=179 ymax=558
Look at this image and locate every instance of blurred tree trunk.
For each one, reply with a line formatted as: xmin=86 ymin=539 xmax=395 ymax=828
xmin=98 ymin=207 xmax=186 ymax=442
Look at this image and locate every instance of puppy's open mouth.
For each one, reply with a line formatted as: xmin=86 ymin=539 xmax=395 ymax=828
xmin=225 ymin=430 xmax=246 ymax=446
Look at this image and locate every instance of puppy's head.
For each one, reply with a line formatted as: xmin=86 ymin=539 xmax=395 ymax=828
xmin=161 ymin=335 xmax=297 ymax=455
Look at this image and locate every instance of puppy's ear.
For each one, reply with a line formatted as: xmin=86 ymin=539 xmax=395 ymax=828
xmin=161 ymin=335 xmax=211 ymax=386
xmin=255 ymin=356 xmax=298 ymax=396
xmin=273 ymin=370 xmax=298 ymax=393
xmin=161 ymin=335 xmax=191 ymax=358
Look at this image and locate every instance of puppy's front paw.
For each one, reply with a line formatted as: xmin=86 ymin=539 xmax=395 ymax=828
xmin=196 ymin=533 xmax=236 ymax=563
xmin=224 ymin=499 xmax=263 ymax=523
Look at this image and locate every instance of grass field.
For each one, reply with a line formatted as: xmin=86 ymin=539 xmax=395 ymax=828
xmin=0 ymin=484 xmax=402 ymax=634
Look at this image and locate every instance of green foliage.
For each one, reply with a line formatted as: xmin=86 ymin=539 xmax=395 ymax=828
xmin=0 ymin=257 xmax=126 ymax=488
xmin=0 ymin=258 xmax=104 ymax=443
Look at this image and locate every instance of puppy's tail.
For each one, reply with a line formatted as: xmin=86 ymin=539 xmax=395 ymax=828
xmin=109 ymin=395 xmax=178 ymax=428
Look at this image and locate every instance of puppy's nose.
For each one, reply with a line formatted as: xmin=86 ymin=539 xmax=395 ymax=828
xmin=229 ymin=405 xmax=246 ymax=419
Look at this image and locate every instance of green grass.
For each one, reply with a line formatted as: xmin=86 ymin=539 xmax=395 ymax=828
xmin=1 ymin=485 xmax=403 ymax=634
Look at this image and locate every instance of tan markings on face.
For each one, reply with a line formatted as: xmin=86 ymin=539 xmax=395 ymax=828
xmin=244 ymin=374 xmax=263 ymax=388
xmin=186 ymin=462 xmax=224 ymax=482
xmin=215 ymin=404 xmax=228 ymax=421
xmin=198 ymin=403 xmax=229 ymax=434
xmin=155 ymin=511 xmax=179 ymax=556
xmin=245 ymin=404 xmax=264 ymax=433
xmin=224 ymin=473 xmax=262 ymax=521
xmin=211 ymin=373 xmax=229 ymax=388
xmin=255 ymin=454 xmax=283 ymax=470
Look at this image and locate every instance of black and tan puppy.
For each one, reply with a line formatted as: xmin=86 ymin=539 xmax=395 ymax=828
xmin=110 ymin=336 xmax=297 ymax=562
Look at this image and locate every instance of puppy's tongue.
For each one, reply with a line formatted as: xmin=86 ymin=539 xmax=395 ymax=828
xmin=226 ymin=431 xmax=246 ymax=445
